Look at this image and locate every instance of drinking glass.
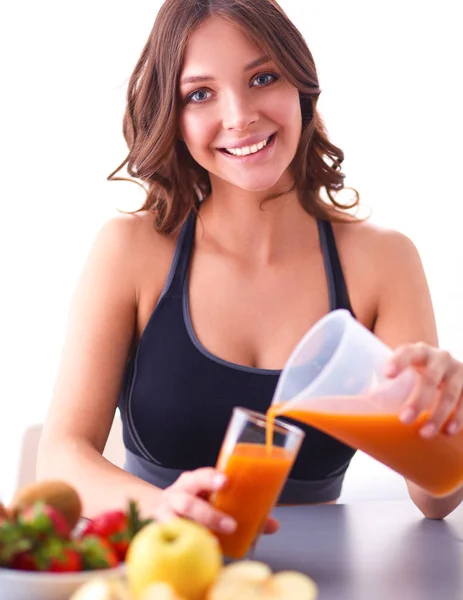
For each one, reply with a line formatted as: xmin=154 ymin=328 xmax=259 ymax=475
xmin=210 ymin=407 xmax=305 ymax=559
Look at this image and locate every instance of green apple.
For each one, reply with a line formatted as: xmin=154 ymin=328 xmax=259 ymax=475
xmin=126 ymin=517 xmax=223 ymax=600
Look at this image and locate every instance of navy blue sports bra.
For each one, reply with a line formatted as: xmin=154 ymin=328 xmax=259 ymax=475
xmin=118 ymin=210 xmax=357 ymax=503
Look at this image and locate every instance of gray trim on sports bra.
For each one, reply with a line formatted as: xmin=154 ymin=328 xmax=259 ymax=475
xmin=124 ymin=448 xmax=347 ymax=504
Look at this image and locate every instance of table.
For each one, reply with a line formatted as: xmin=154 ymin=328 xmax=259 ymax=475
xmin=253 ymin=501 xmax=463 ymax=599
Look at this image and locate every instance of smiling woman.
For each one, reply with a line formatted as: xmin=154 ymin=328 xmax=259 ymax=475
xmin=108 ymin=0 xmax=357 ymax=234
xmin=178 ymin=18 xmax=302 ymax=195
xmin=35 ymin=0 xmax=463 ymax=543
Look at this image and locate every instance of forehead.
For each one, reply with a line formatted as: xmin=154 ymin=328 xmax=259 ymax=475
xmin=180 ymin=17 xmax=265 ymax=76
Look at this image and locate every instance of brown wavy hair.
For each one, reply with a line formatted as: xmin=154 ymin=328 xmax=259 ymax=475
xmin=108 ymin=0 xmax=360 ymax=234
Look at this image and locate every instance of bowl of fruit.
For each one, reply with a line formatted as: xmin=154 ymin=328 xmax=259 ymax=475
xmin=0 ymin=480 xmax=151 ymax=600
xmin=1 ymin=479 xmax=319 ymax=600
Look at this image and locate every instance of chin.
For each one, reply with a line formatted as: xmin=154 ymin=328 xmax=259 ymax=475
xmin=228 ymin=173 xmax=288 ymax=193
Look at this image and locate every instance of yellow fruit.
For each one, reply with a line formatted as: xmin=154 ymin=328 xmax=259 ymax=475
xmin=140 ymin=582 xmax=186 ymax=600
xmin=69 ymin=577 xmax=131 ymax=600
xmin=207 ymin=560 xmax=318 ymax=600
xmin=126 ymin=517 xmax=223 ymax=600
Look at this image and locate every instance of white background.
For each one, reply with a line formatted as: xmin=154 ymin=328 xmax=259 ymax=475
xmin=1 ymin=1 xmax=462 ymax=500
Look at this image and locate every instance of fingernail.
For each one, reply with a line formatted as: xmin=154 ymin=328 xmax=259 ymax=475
xmin=220 ymin=517 xmax=237 ymax=533
xmin=447 ymin=422 xmax=458 ymax=435
xmin=420 ymin=423 xmax=437 ymax=438
xmin=213 ymin=474 xmax=226 ymax=489
xmin=399 ymin=407 xmax=416 ymax=424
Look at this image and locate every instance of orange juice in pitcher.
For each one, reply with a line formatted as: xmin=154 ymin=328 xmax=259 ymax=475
xmin=269 ymin=310 xmax=463 ymax=497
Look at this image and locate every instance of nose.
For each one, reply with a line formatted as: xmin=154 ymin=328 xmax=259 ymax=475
xmin=221 ymin=90 xmax=258 ymax=131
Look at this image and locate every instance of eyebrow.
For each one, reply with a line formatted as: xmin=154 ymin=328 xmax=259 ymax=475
xmin=180 ymin=55 xmax=271 ymax=86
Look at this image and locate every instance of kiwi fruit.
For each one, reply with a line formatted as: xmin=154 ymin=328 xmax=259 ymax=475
xmin=9 ymin=480 xmax=82 ymax=529
xmin=0 ymin=502 xmax=10 ymax=521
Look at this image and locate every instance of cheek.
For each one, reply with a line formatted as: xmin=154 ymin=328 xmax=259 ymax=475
xmin=271 ymin=89 xmax=302 ymax=135
xmin=179 ymin=112 xmax=215 ymax=157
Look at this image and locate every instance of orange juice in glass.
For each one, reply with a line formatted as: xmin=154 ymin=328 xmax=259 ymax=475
xmin=210 ymin=407 xmax=304 ymax=559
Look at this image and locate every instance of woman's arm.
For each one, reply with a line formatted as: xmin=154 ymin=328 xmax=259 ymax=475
xmin=37 ymin=215 xmax=163 ymax=518
xmin=372 ymin=228 xmax=463 ymax=518
xmin=36 ymin=214 xmax=246 ymax=534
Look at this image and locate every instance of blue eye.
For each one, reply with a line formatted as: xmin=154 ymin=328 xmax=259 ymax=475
xmin=252 ymin=73 xmax=278 ymax=87
xmin=186 ymin=89 xmax=211 ymax=104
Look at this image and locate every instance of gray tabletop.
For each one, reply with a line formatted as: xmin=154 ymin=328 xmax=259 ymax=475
xmin=252 ymin=501 xmax=463 ymax=600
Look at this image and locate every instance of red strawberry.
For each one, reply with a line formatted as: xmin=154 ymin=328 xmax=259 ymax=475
xmin=10 ymin=551 xmax=40 ymax=571
xmin=0 ymin=520 xmax=34 ymax=567
xmin=11 ymin=539 xmax=83 ymax=572
xmin=18 ymin=501 xmax=70 ymax=540
xmin=46 ymin=545 xmax=83 ymax=572
xmin=81 ymin=511 xmax=129 ymax=560
xmin=76 ymin=535 xmax=119 ymax=569
xmin=80 ymin=500 xmax=152 ymax=561
xmin=1 ymin=514 xmax=82 ymax=572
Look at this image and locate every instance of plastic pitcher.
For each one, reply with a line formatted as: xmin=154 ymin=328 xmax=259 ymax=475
xmin=271 ymin=309 xmax=463 ymax=497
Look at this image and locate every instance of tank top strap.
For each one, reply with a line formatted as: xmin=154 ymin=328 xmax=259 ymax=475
xmin=162 ymin=209 xmax=197 ymax=298
xmin=317 ymin=219 xmax=355 ymax=316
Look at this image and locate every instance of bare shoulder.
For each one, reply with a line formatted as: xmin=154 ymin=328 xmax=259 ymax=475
xmin=332 ymin=220 xmax=436 ymax=347
xmin=93 ymin=210 xmax=176 ymax=255
xmin=329 ymin=217 xmax=425 ymax=327
xmin=74 ymin=210 xmax=178 ymax=322
xmin=88 ymin=211 xmax=180 ymax=336
xmin=333 ymin=218 xmax=421 ymax=267
xmin=89 ymin=210 xmax=178 ymax=279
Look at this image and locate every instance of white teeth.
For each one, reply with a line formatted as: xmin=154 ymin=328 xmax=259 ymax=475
xmin=225 ymin=136 xmax=271 ymax=156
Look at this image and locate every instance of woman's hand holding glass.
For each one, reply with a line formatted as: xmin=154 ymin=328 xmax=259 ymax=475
xmin=153 ymin=467 xmax=279 ymax=535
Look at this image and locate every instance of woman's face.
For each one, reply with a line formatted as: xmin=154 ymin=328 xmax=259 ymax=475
xmin=178 ymin=17 xmax=302 ymax=194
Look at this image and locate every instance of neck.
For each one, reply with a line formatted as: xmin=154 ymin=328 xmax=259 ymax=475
xmin=197 ymin=182 xmax=316 ymax=265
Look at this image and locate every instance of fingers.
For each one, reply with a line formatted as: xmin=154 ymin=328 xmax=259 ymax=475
xmin=386 ymin=342 xmax=430 ymax=377
xmin=158 ymin=468 xmax=237 ymax=534
xmin=391 ymin=343 xmax=463 ymax=437
xmin=155 ymin=505 xmax=177 ymax=523
xmin=176 ymin=468 xmax=226 ymax=496
xmin=444 ymin=394 xmax=463 ymax=435
xmin=424 ymin=367 xmax=463 ymax=436
xmin=159 ymin=469 xmax=279 ymax=538
xmin=262 ymin=516 xmax=280 ymax=535
xmin=398 ymin=349 xmax=449 ymax=426
xmin=168 ymin=491 xmax=236 ymax=534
